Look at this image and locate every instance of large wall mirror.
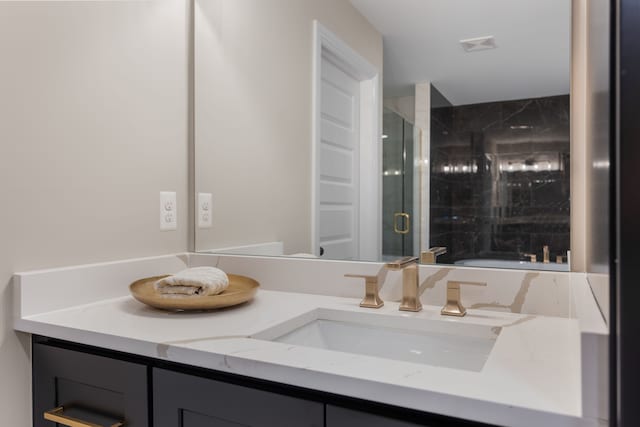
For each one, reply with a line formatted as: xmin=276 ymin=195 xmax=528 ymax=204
xmin=194 ymin=0 xmax=571 ymax=271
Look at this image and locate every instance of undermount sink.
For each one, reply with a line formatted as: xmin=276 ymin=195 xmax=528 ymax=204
xmin=253 ymin=308 xmax=501 ymax=372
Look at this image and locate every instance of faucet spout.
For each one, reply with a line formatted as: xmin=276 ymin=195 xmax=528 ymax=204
xmin=420 ymin=247 xmax=447 ymax=264
xmin=385 ymin=256 xmax=419 ymax=270
xmin=385 ymin=256 xmax=421 ymax=312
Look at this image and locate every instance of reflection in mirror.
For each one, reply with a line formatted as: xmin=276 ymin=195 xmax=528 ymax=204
xmin=194 ymin=0 xmax=571 ymax=271
xmin=430 ymin=94 xmax=570 ymax=271
xmin=382 ymin=107 xmax=416 ymax=259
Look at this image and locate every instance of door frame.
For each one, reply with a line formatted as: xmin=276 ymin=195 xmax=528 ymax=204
xmin=613 ymin=0 xmax=640 ymax=425
xmin=311 ymin=21 xmax=381 ymax=260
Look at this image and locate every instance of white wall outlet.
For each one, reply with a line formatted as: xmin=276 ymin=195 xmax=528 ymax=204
xmin=160 ymin=191 xmax=177 ymax=231
xmin=198 ymin=192 xmax=213 ymax=229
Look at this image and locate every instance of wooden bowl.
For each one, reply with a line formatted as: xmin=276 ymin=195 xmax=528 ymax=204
xmin=129 ymin=274 xmax=259 ymax=311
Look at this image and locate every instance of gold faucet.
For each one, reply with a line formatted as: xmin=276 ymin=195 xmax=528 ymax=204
xmin=385 ymin=256 xmax=421 ymax=312
xmin=420 ymin=247 xmax=447 ymax=264
xmin=543 ymin=245 xmax=550 ymax=264
xmin=441 ymin=280 xmax=487 ymax=317
xmin=523 ymin=252 xmax=537 ymax=263
xmin=344 ymin=273 xmax=384 ymax=308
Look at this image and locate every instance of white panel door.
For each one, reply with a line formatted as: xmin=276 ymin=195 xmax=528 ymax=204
xmin=318 ymin=53 xmax=360 ymax=260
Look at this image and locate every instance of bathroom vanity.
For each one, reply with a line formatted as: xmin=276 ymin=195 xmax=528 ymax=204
xmin=32 ymin=337 xmax=473 ymax=427
xmin=15 ymin=254 xmax=607 ymax=427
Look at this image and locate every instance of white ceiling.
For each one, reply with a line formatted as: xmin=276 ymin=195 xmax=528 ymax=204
xmin=349 ymin=0 xmax=571 ymax=105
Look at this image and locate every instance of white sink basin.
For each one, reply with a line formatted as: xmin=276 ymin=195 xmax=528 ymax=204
xmin=253 ymin=308 xmax=501 ymax=372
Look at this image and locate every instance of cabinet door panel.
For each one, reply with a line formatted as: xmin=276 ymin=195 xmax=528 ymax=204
xmin=327 ymin=405 xmax=428 ymax=427
xmin=33 ymin=343 xmax=148 ymax=427
xmin=182 ymin=410 xmax=247 ymax=427
xmin=153 ymin=368 xmax=324 ymax=427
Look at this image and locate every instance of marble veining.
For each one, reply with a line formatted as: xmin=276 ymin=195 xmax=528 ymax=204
xmin=491 ymin=315 xmax=536 ymax=335
xmin=469 ymin=271 xmax=539 ymax=312
xmin=418 ymin=266 xmax=453 ymax=297
xmin=158 ymin=334 xmax=251 ymax=357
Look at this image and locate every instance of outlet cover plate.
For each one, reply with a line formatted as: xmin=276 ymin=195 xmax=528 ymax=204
xmin=198 ymin=193 xmax=213 ymax=229
xmin=160 ymin=191 xmax=177 ymax=231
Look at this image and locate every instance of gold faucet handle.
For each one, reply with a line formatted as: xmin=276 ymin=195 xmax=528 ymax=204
xmin=344 ymin=274 xmax=384 ymax=308
xmin=384 ymin=256 xmax=419 ymax=270
xmin=523 ymin=253 xmax=537 ymax=263
xmin=441 ymin=281 xmax=487 ymax=317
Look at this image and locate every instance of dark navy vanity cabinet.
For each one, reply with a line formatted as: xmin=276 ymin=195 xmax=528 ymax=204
xmin=33 ymin=342 xmax=148 ymax=427
xmin=32 ymin=337 xmax=493 ymax=427
xmin=153 ymin=368 xmax=324 ymax=427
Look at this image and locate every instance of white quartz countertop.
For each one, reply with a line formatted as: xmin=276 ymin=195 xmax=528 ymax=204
xmin=15 ymin=288 xmax=592 ymax=427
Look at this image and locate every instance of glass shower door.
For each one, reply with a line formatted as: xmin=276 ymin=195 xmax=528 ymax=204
xmin=382 ymin=108 xmax=414 ymax=259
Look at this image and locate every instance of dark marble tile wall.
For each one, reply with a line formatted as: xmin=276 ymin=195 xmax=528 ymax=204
xmin=430 ymin=95 xmax=570 ymax=264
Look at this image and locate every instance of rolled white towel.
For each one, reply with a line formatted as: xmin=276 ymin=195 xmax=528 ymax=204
xmin=154 ymin=267 xmax=229 ymax=296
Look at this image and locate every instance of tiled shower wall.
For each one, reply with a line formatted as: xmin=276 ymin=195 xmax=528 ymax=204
xmin=430 ymin=94 xmax=570 ymax=264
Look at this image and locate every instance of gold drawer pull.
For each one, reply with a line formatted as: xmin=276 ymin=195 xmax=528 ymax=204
xmin=44 ymin=406 xmax=123 ymax=427
xmin=393 ymin=212 xmax=410 ymax=235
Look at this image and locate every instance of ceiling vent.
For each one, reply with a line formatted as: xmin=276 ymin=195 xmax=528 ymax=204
xmin=460 ymin=36 xmax=496 ymax=52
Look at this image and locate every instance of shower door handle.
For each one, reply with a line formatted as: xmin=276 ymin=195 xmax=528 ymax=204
xmin=393 ymin=213 xmax=410 ymax=235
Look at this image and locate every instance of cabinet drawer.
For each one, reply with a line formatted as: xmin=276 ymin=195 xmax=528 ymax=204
xmin=153 ymin=368 xmax=324 ymax=427
xmin=33 ymin=343 xmax=148 ymax=427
